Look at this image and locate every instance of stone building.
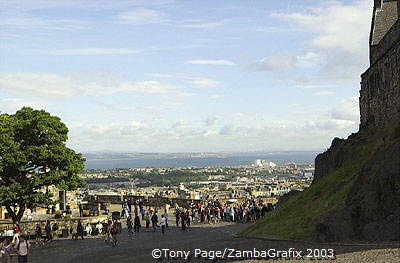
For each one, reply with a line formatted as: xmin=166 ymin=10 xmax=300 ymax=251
xmin=360 ymin=0 xmax=399 ymax=128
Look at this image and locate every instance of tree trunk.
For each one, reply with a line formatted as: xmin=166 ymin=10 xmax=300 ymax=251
xmin=5 ymin=204 xmax=25 ymax=223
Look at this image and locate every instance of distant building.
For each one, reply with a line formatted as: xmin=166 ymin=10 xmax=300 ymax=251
xmin=262 ymin=161 xmax=277 ymax=169
xmin=255 ymin=159 xmax=277 ymax=169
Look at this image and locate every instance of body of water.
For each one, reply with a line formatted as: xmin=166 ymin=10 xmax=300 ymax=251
xmin=84 ymin=152 xmax=319 ymax=170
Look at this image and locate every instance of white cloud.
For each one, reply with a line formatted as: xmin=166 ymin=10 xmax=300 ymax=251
xmin=250 ymin=52 xmax=298 ymax=72
xmin=145 ymin=74 xmax=221 ymax=88
xmin=298 ymin=51 xmax=319 ymax=61
xmin=0 ymin=17 xmax=89 ymax=31
xmin=255 ymin=26 xmax=298 ymax=33
xmin=162 ymin=101 xmax=184 ymax=107
xmin=271 ymin=0 xmax=372 ymax=80
xmin=210 ymin=94 xmax=223 ymax=99
xmin=46 ymin=48 xmax=140 ymax=55
xmin=313 ymin=91 xmax=335 ymax=96
xmin=219 ymin=125 xmax=238 ymax=136
xmin=329 ymin=96 xmax=359 ymax=122
xmin=0 ymin=0 xmax=175 ymax=12
xmin=0 ymin=98 xmax=47 ymax=113
xmin=145 ymin=73 xmax=172 ymax=78
xmin=271 ymin=0 xmax=371 ymax=54
xmin=0 ymin=71 xmax=196 ymax=99
xmin=66 ymin=96 xmax=360 ymax=152
xmin=0 ymin=72 xmax=77 ymax=98
xmin=317 ymin=119 xmax=356 ymax=130
xmin=116 ymin=8 xmax=168 ymax=25
xmin=204 ymin=116 xmax=219 ymax=126
xmin=185 ymin=77 xmax=220 ymax=88
xmin=182 ymin=20 xmax=227 ymax=29
xmin=170 ymin=120 xmax=188 ymax=129
xmin=121 ymin=80 xmax=196 ymax=97
xmin=291 ymin=85 xmax=325 ymax=89
xmin=186 ymin=60 xmax=237 ymax=66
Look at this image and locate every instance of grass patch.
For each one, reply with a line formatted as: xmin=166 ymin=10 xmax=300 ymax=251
xmin=241 ymin=120 xmax=397 ymax=240
xmin=242 ymin=163 xmax=359 ymax=240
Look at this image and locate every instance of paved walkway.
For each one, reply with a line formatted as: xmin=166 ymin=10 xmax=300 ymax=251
xmin=28 ymin=222 xmax=399 ymax=263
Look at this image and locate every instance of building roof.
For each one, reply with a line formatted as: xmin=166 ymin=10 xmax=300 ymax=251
xmin=371 ymin=0 xmax=398 ymax=45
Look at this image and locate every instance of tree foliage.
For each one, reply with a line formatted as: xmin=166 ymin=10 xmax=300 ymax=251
xmin=0 ymin=107 xmax=85 ymax=222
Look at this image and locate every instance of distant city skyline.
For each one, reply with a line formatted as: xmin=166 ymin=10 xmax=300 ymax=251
xmin=0 ymin=0 xmax=372 ymax=152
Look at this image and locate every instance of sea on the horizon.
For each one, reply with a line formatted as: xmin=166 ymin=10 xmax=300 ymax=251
xmin=84 ymin=152 xmax=319 ymax=170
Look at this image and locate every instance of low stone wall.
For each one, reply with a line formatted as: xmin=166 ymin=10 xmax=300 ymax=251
xmin=0 ymin=215 xmax=108 ymax=238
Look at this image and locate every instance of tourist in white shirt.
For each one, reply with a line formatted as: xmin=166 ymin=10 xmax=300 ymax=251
xmin=15 ymin=235 xmax=30 ymax=263
xmin=163 ymin=210 xmax=169 ymax=228
xmin=160 ymin=215 xmax=167 ymax=235
xmin=96 ymin=222 xmax=103 ymax=235
xmin=85 ymin=223 xmax=92 ymax=236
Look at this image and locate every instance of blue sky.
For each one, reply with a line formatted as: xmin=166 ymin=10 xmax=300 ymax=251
xmin=0 ymin=0 xmax=373 ymax=152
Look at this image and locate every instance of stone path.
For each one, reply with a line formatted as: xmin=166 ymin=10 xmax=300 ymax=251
xmin=28 ymin=222 xmax=399 ymax=263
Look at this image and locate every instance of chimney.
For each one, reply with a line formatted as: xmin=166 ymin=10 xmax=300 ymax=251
xmin=374 ymin=0 xmax=383 ymax=10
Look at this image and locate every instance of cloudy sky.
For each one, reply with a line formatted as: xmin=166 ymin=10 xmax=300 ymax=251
xmin=0 ymin=0 xmax=372 ymax=153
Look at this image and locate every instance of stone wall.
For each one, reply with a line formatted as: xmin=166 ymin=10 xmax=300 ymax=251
xmin=360 ymin=20 xmax=400 ymax=129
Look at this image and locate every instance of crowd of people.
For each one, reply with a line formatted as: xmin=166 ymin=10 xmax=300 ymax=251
xmin=0 ymin=198 xmax=274 ymax=260
xmin=118 ymin=198 xmax=274 ymax=234
xmin=120 ymin=199 xmax=170 ymax=235
xmin=173 ymin=199 xmax=274 ymax=230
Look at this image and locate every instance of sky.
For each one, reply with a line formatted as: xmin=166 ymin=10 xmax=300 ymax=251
xmin=0 ymin=0 xmax=373 ymax=153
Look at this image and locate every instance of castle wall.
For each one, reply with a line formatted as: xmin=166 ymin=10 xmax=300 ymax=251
xmin=360 ymin=20 xmax=400 ymax=128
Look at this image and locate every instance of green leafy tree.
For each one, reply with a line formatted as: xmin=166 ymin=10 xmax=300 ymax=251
xmin=0 ymin=107 xmax=85 ymax=222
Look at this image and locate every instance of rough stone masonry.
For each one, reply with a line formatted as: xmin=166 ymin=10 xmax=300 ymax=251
xmin=360 ymin=0 xmax=400 ymax=129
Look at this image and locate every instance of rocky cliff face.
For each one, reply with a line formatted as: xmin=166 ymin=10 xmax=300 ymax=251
xmin=314 ymin=118 xmax=400 ymax=242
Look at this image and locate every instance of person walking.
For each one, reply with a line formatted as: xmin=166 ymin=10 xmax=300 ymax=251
xmin=151 ymin=212 xmax=158 ymax=232
xmin=109 ymin=221 xmax=119 ymax=246
xmin=140 ymin=207 xmax=145 ymax=220
xmin=70 ymin=221 xmax=77 ymax=240
xmin=96 ymin=221 xmax=104 ymax=235
xmin=44 ymin=221 xmax=52 ymax=243
xmin=35 ymin=224 xmax=43 ymax=247
xmin=186 ymin=211 xmax=191 ymax=227
xmin=127 ymin=217 xmax=133 ymax=236
xmin=15 ymin=235 xmax=30 ymax=263
xmin=127 ymin=199 xmax=132 ymax=213
xmin=160 ymin=215 xmax=166 ymax=235
xmin=180 ymin=212 xmax=186 ymax=230
xmin=51 ymin=223 xmax=59 ymax=240
xmin=134 ymin=214 xmax=141 ymax=233
xmin=78 ymin=202 xmax=83 ymax=218
xmin=12 ymin=223 xmax=21 ymax=245
xmin=175 ymin=209 xmax=180 ymax=227
xmin=105 ymin=220 xmax=112 ymax=244
xmin=163 ymin=210 xmax=169 ymax=228
xmin=144 ymin=212 xmax=150 ymax=231
xmin=1 ymin=238 xmax=13 ymax=263
xmin=85 ymin=223 xmax=92 ymax=236
xmin=75 ymin=220 xmax=84 ymax=240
